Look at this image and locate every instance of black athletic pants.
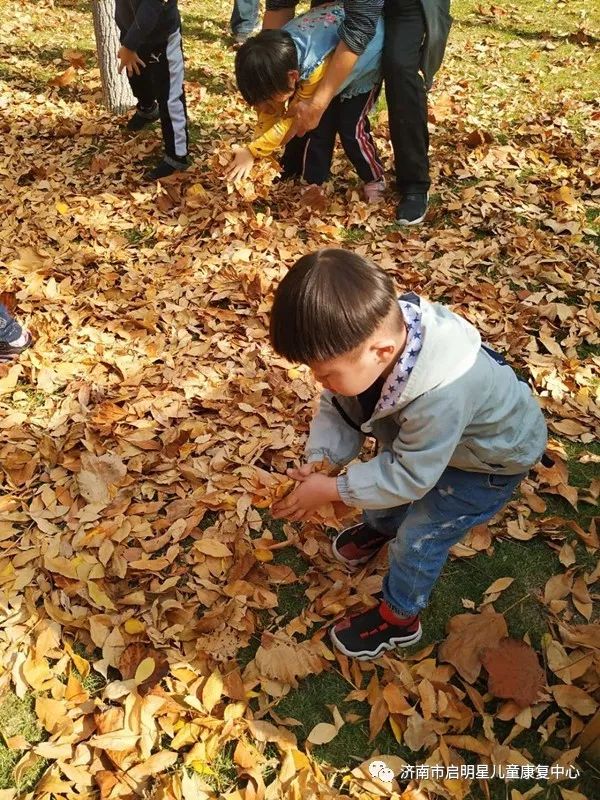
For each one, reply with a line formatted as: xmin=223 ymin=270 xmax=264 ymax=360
xmin=281 ymin=86 xmax=384 ymax=185
xmin=384 ymin=0 xmax=429 ymax=193
xmin=126 ymin=28 xmax=189 ymax=162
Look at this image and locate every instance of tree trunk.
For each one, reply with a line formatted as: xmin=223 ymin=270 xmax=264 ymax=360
xmin=92 ymin=0 xmax=136 ymax=114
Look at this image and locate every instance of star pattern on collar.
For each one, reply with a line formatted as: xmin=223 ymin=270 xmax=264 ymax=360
xmin=374 ymin=299 xmax=423 ymax=415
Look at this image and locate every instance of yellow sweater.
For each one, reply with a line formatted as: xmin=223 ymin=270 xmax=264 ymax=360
xmin=246 ymin=57 xmax=331 ymax=158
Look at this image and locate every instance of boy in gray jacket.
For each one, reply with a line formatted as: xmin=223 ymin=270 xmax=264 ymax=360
xmin=270 ymin=248 xmax=547 ymax=660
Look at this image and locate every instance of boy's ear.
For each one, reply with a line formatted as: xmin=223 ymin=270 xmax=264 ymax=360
xmin=372 ymin=337 xmax=397 ymax=363
xmin=288 ymin=69 xmax=300 ymax=88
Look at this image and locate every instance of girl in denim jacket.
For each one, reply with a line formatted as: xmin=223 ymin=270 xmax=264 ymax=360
xmin=226 ymin=3 xmax=386 ymax=202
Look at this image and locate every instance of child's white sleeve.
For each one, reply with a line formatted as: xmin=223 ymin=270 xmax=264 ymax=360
xmin=305 ymin=391 xmax=365 ymax=467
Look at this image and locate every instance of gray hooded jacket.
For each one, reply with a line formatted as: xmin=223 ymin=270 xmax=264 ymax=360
xmin=306 ymin=297 xmax=548 ymax=510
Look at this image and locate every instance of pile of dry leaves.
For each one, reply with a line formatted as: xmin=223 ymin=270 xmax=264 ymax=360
xmin=0 ymin=0 xmax=598 ymax=798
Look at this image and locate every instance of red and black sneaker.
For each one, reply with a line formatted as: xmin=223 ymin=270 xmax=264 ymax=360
xmin=332 ymin=523 xmax=395 ymax=568
xmin=0 ymin=331 xmax=32 ymax=363
xmin=330 ymin=599 xmax=422 ymax=660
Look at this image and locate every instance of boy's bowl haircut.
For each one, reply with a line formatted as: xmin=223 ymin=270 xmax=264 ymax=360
xmin=270 ymin=248 xmax=402 ymax=364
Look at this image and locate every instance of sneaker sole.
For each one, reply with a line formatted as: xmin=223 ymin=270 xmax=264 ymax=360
xmin=0 ymin=331 xmax=33 ymax=362
xmin=396 ymin=211 xmax=427 ymax=226
xmin=396 ymin=192 xmax=429 ymax=226
xmin=329 ymin=623 xmax=423 ymax=661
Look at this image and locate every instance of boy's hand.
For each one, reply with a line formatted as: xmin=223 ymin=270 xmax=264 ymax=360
xmin=272 ymin=469 xmax=342 ymax=521
xmin=117 ymin=46 xmax=146 ymax=77
xmin=225 ymin=146 xmax=255 ymax=182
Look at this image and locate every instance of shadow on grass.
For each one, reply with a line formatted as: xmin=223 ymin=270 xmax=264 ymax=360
xmin=456 ymin=16 xmax=600 ymax=46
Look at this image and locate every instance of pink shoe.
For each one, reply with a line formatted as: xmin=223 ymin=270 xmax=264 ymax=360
xmin=363 ymin=179 xmax=385 ymax=203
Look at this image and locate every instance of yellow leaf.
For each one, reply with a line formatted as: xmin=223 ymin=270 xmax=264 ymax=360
xmin=389 ymin=715 xmax=403 ymax=744
xmin=187 ymin=183 xmax=208 ymax=198
xmin=127 ymin=750 xmax=178 ymax=779
xmin=556 ymin=185 xmax=576 ymax=205
xmin=64 ymin=641 xmax=90 ymax=679
xmin=307 ymin=722 xmax=338 ymax=745
xmin=292 ymin=749 xmax=310 ymax=770
xmin=287 ymin=368 xmax=302 ymax=379
xmin=55 ymin=201 xmax=70 ymax=215
xmin=89 ymin=731 xmax=139 ymax=751
xmin=190 ymin=761 xmax=215 ymax=776
xmin=254 ymin=548 xmax=273 ymax=562
xmin=195 ymin=540 xmax=232 ymax=557
xmin=123 ymin=619 xmax=146 ymax=635
xmin=87 ymin=580 xmax=116 ymax=611
xmin=134 ymin=657 xmax=155 ymax=685
xmin=484 ymin=577 xmax=514 ymax=594
xmin=202 ymin=670 xmax=223 ymax=713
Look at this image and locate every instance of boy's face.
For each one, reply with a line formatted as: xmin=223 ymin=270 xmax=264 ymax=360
xmin=308 ymin=325 xmax=406 ymax=397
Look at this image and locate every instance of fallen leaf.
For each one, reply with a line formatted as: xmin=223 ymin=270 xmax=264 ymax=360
xmin=438 ymin=608 xmax=508 ymax=683
xmin=481 ymin=638 xmax=545 ymax=708
xmin=550 ymin=685 xmax=597 ymax=716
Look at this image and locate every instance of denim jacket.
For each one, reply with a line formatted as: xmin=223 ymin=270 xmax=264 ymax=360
xmin=284 ymin=2 xmax=384 ymax=100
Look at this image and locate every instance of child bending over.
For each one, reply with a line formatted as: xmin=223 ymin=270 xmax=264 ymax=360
xmin=226 ymin=3 xmax=386 ymax=202
xmin=269 ymin=249 xmax=547 ymax=660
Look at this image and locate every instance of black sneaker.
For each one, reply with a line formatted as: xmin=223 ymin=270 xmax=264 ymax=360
xmin=330 ymin=600 xmax=422 ymax=660
xmin=0 ymin=331 xmax=32 ymax=362
xmin=396 ymin=192 xmax=428 ymax=226
xmin=332 ymin=523 xmax=395 ymax=568
xmin=144 ymin=157 xmax=189 ymax=182
xmin=127 ymin=104 xmax=160 ymax=131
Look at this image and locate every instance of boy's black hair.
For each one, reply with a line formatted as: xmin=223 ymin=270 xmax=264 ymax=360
xmin=270 ymin=249 xmax=402 ymax=364
xmin=234 ymin=30 xmax=299 ymax=106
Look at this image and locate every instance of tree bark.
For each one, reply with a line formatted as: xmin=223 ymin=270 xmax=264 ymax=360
xmin=92 ymin=0 xmax=136 ymax=114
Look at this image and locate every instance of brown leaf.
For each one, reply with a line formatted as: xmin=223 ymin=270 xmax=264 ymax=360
xmin=118 ymin=644 xmax=169 ymax=695
xmin=464 ymin=129 xmax=493 ymax=148
xmin=550 ymin=685 xmax=598 ymax=716
xmin=438 ymin=607 xmax=508 ymax=683
xmin=254 ymin=633 xmax=324 ymax=688
xmin=48 ymin=66 xmax=77 ymax=87
xmin=481 ymin=638 xmax=545 ymax=708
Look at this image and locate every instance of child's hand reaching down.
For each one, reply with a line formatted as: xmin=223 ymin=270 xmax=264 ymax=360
xmin=117 ymin=46 xmax=146 ymax=77
xmin=225 ymin=146 xmax=255 ymax=182
xmin=272 ymin=464 xmax=342 ymax=521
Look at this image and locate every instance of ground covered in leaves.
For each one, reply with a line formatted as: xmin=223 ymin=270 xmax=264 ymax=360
xmin=0 ymin=0 xmax=599 ymax=799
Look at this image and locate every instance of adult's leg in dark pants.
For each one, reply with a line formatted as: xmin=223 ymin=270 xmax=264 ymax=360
xmin=301 ymin=98 xmax=339 ymax=185
xmin=383 ymin=0 xmax=429 ymax=194
xmin=336 ymin=87 xmax=384 ymax=183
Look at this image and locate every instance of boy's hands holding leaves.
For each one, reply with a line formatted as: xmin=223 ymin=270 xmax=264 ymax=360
xmin=225 ymin=146 xmax=255 ymax=182
xmin=117 ymin=46 xmax=146 ymax=76
xmin=272 ymin=463 xmax=343 ymax=521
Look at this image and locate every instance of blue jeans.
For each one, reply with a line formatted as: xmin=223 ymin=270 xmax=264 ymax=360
xmin=364 ymin=467 xmax=526 ymax=617
xmin=0 ymin=303 xmax=21 ymax=344
xmin=230 ymin=0 xmax=259 ymax=35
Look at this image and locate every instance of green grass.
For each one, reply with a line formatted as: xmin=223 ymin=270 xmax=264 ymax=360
xmin=0 ymin=693 xmax=47 ymax=792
